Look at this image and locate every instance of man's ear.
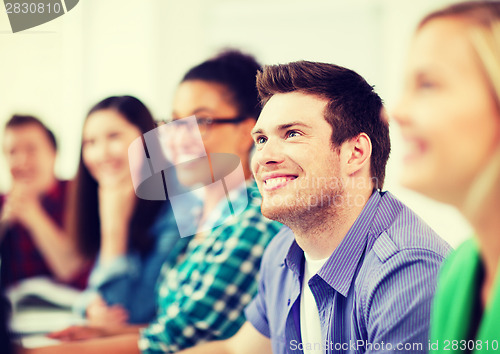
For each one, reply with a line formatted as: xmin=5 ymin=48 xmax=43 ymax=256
xmin=238 ymin=118 xmax=257 ymax=153
xmin=343 ymin=133 xmax=372 ymax=176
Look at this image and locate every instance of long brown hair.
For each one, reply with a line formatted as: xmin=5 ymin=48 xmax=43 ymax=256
xmin=69 ymin=95 xmax=166 ymax=259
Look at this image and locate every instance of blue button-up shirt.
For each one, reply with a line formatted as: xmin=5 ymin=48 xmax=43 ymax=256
xmin=245 ymin=191 xmax=451 ymax=354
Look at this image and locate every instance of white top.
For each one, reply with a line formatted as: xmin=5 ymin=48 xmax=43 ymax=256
xmin=300 ymin=252 xmax=330 ymax=354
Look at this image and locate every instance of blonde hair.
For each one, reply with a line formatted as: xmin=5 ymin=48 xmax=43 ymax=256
xmin=420 ymin=1 xmax=500 ymax=218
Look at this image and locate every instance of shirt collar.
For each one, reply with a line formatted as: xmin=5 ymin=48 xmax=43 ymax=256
xmin=200 ymin=179 xmax=255 ymax=231
xmin=284 ymin=190 xmax=382 ymax=296
xmin=319 ymin=190 xmax=381 ymax=296
xmin=171 ymin=178 xmax=257 ymax=238
xmin=284 ymin=239 xmax=304 ymax=277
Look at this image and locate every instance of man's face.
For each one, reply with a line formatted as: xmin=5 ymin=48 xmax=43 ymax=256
xmin=2 ymin=123 xmax=56 ymax=193
xmin=251 ymin=92 xmax=344 ymax=224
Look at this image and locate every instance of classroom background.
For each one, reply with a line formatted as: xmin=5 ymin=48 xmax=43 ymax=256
xmin=0 ymin=0 xmax=471 ymax=247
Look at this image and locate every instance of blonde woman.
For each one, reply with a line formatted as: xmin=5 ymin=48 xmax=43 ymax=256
xmin=394 ymin=1 xmax=500 ymax=350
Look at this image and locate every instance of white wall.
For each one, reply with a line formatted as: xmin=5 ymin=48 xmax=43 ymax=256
xmin=0 ymin=0 xmax=472 ymax=247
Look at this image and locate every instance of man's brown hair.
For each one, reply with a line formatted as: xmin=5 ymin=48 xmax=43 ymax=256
xmin=5 ymin=114 xmax=57 ymax=150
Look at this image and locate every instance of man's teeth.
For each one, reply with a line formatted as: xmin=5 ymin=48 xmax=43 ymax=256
xmin=265 ymin=177 xmax=292 ymax=188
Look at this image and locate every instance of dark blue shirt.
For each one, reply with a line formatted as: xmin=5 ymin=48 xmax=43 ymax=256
xmin=245 ymin=191 xmax=451 ymax=353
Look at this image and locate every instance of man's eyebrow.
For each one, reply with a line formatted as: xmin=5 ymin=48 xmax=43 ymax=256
xmin=277 ymin=122 xmax=312 ymax=130
xmin=251 ymin=122 xmax=312 ymax=136
xmin=251 ymin=127 xmax=263 ymax=135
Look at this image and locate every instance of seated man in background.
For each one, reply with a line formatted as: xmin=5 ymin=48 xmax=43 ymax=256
xmin=179 ymin=61 xmax=452 ymax=354
xmin=0 ymin=115 xmax=89 ymax=289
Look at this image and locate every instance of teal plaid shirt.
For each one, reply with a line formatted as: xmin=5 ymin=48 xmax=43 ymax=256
xmin=138 ymin=182 xmax=281 ymax=353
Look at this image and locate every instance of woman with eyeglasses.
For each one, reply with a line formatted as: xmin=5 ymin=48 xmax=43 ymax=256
xmin=159 ymin=50 xmax=263 ymax=232
xmin=393 ymin=1 xmax=500 ymax=350
xmin=134 ymin=50 xmax=281 ymax=352
xmin=28 ymin=50 xmax=281 ymax=354
xmin=70 ymin=95 xmax=186 ymax=326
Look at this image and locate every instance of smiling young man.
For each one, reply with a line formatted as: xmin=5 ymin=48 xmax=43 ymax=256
xmin=178 ymin=61 xmax=451 ymax=354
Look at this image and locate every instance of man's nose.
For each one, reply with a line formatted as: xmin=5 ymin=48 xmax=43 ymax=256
xmin=10 ymin=150 xmax=30 ymax=169
xmin=253 ymin=138 xmax=285 ymax=168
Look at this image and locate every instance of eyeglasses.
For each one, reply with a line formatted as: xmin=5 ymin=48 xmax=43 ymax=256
xmin=156 ymin=115 xmax=249 ymax=136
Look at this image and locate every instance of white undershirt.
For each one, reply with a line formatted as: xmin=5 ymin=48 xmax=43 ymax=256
xmin=300 ymin=252 xmax=329 ymax=354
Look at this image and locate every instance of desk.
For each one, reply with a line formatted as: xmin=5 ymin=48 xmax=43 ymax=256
xmin=11 ymin=305 xmax=86 ymax=348
xmin=6 ymin=277 xmax=87 ymax=348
